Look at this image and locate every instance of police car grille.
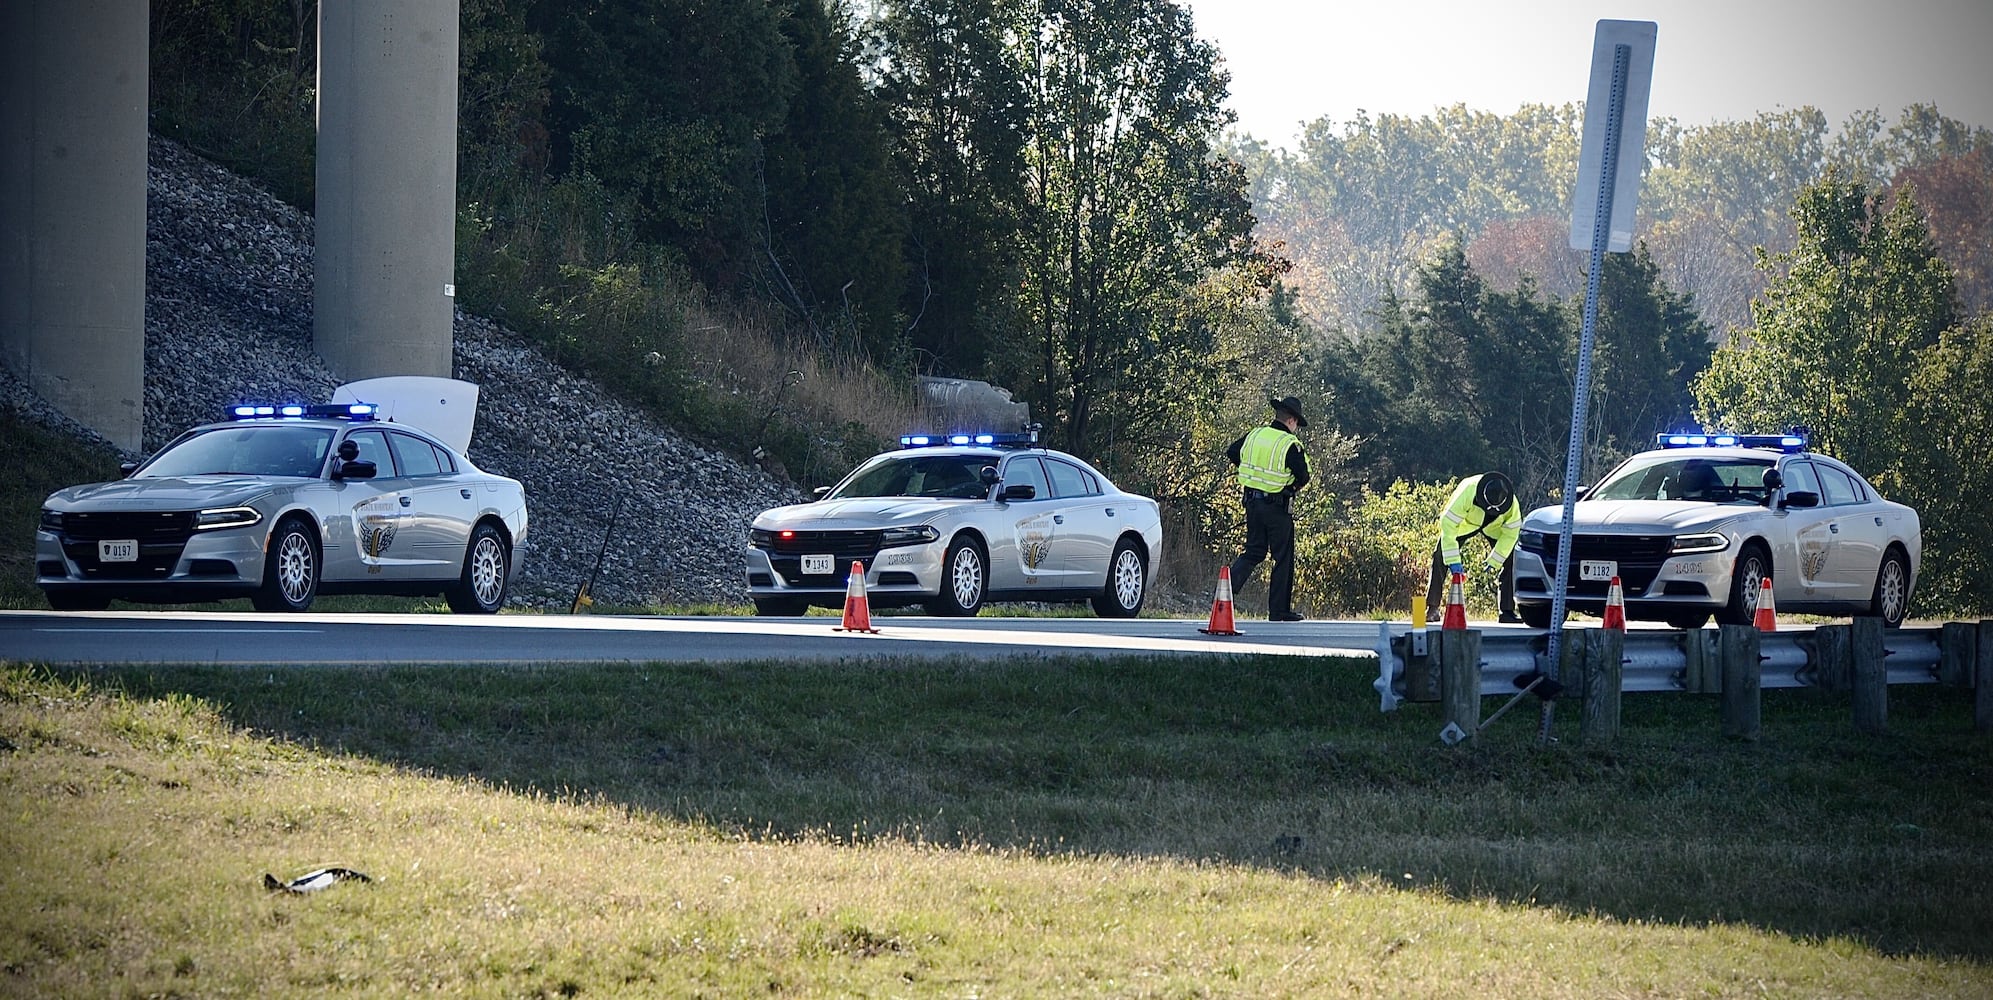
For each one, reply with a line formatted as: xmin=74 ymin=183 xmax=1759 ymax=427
xmin=59 ymin=511 xmax=196 ymax=579
xmin=1527 ymin=534 xmax=1674 ymax=596
xmin=765 ymin=530 xmax=884 ymax=585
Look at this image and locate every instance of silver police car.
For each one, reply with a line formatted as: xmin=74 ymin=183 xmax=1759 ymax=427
xmin=37 ymin=388 xmax=529 ymax=613
xmin=1513 ymin=432 xmax=1919 ymax=629
xmin=746 ymin=430 xmax=1163 ymax=617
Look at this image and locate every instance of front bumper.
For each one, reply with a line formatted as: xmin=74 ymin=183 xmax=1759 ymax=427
xmin=1512 ymin=543 xmax=1737 ymax=619
xmin=744 ymin=541 xmax=947 ymax=608
xmin=36 ymin=526 xmax=268 ymax=601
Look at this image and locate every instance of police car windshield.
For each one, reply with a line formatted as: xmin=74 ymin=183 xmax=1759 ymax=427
xmin=831 ymin=453 xmax=992 ymax=500
xmin=1588 ymin=453 xmax=1776 ymax=504
xmin=137 ymin=425 xmax=336 ymax=479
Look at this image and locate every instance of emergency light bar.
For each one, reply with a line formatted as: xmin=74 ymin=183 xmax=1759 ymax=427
xmin=900 ymin=426 xmax=1040 ymax=449
xmin=1656 ymin=429 xmax=1808 ymax=452
xmin=228 ymin=402 xmax=379 ymax=421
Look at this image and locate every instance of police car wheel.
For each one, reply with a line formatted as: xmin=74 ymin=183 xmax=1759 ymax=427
xmin=1719 ymin=543 xmax=1770 ymax=627
xmin=1871 ymin=548 xmax=1910 ymax=628
xmin=925 ymin=537 xmax=986 ymax=616
xmin=1519 ymin=604 xmax=1553 ymax=629
xmin=252 ymin=517 xmax=319 ymax=612
xmin=1090 ymin=539 xmax=1146 ymax=618
xmin=446 ymin=523 xmax=510 ymax=614
xmin=45 ymin=589 xmax=111 ymax=612
xmin=753 ymin=597 xmax=809 ymax=616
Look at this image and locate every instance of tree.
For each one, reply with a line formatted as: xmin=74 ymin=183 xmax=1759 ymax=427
xmin=1694 ymin=174 xmax=1955 ymax=488
xmin=1900 ymin=318 xmax=1993 ymax=612
xmin=1005 ymin=0 xmax=1276 ymax=457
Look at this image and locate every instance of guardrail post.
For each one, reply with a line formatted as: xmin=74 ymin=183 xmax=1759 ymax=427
xmin=1439 ymin=629 xmax=1482 ymax=735
xmin=1940 ymin=622 xmax=1975 ymax=688
xmin=1812 ymin=624 xmax=1852 ymax=692
xmin=1851 ymin=616 xmax=1887 ymax=734
xmin=1977 ymin=620 xmax=1992 ymax=734
xmin=1402 ymin=633 xmax=1440 ymax=703
xmin=1580 ymin=628 xmax=1624 ymax=744
xmin=1681 ymin=628 xmax=1720 ymax=694
xmin=1719 ymin=624 xmax=1760 ymax=741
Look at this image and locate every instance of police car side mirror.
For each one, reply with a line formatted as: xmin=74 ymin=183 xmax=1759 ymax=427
xmin=979 ymin=465 xmax=1000 ymax=486
xmin=119 ymin=461 xmax=139 ymax=478
xmin=334 ymin=459 xmax=377 ymax=481
xmin=1574 ymin=485 xmax=1591 ymax=501
xmin=811 ymin=486 xmax=832 ymax=501
xmin=1000 ymin=484 xmax=1036 ymax=502
xmin=1780 ymin=490 xmax=1819 ymax=509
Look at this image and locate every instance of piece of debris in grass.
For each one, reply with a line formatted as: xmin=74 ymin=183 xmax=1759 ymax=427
xmin=263 ymin=867 xmax=373 ymax=893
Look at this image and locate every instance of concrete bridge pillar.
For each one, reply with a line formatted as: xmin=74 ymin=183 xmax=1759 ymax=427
xmin=0 ymin=1 xmax=148 ymax=450
xmin=315 ymin=0 xmax=459 ymax=382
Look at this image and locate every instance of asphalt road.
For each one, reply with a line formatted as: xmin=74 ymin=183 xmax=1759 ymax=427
xmin=0 ymin=609 xmax=1495 ymax=666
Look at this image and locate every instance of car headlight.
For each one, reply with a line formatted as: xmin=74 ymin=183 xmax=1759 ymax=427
xmin=194 ymin=506 xmax=262 ymax=531
xmin=749 ymin=527 xmax=778 ymax=548
xmin=40 ymin=509 xmax=63 ymax=531
xmin=880 ymin=525 xmax=940 ymax=548
xmin=1520 ymin=529 xmax=1547 ymax=551
xmin=1670 ymin=532 xmax=1729 ymax=554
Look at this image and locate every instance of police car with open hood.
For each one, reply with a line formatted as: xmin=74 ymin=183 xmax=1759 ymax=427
xmin=1513 ymin=431 xmax=1919 ymax=629
xmin=745 ymin=428 xmax=1163 ymax=617
xmin=36 ymin=377 xmax=529 ymax=613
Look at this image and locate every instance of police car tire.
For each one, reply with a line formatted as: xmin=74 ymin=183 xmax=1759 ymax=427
xmin=1519 ymin=604 xmax=1553 ymax=629
xmin=446 ymin=522 xmax=510 ymax=614
xmin=925 ymin=537 xmax=986 ymax=617
xmin=1870 ymin=548 xmax=1910 ymax=628
xmin=1719 ymin=543 xmax=1770 ymax=627
xmin=1090 ymin=539 xmax=1146 ymax=618
xmin=45 ymin=589 xmax=111 ymax=612
xmin=753 ymin=597 xmax=809 ymax=616
xmin=252 ymin=517 xmax=319 ymax=613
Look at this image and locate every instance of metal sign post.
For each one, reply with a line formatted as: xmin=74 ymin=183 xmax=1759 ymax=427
xmin=1545 ymin=20 xmax=1655 ymax=742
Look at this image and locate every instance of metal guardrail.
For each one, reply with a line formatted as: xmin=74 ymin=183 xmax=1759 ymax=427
xmin=1371 ymin=624 xmax=1944 ymax=712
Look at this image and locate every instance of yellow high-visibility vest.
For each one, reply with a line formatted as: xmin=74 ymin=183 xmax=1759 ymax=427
xmin=1236 ymin=426 xmax=1304 ymax=494
xmin=1438 ymin=473 xmax=1521 ymax=566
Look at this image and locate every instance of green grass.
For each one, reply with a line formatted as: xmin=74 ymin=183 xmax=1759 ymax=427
xmin=4 ymin=657 xmax=1989 ymax=997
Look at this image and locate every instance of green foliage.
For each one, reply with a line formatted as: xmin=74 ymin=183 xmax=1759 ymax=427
xmin=148 ymin=0 xmax=319 ymax=207
xmin=1294 ymin=480 xmax=1451 ymax=617
xmin=0 ymin=413 xmax=124 ymax=605
xmin=1695 ymin=174 xmax=1983 ymax=613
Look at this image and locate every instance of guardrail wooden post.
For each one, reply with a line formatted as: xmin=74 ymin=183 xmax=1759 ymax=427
xmin=1580 ymin=628 xmax=1624 ymax=744
xmin=1940 ymin=622 xmax=1975 ymax=688
xmin=1439 ymin=629 xmax=1482 ymax=735
xmin=1977 ymin=620 xmax=1992 ymax=734
xmin=1681 ymin=628 xmax=1720 ymax=694
xmin=1812 ymin=624 xmax=1851 ymax=692
xmin=1402 ymin=633 xmax=1440 ymax=703
xmin=1851 ymin=616 xmax=1887 ymax=734
xmin=1719 ymin=624 xmax=1760 ymax=741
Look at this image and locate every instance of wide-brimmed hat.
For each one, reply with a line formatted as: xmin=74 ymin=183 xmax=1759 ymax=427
xmin=1269 ymin=395 xmax=1309 ymax=427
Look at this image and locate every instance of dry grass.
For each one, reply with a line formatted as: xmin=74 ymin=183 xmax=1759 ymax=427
xmin=4 ymin=660 xmax=1991 ymax=997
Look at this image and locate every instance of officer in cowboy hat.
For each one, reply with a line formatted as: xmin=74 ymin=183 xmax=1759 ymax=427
xmin=1225 ymin=396 xmax=1312 ymax=621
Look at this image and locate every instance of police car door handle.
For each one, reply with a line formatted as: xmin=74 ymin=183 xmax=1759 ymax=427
xmin=1105 ymin=507 xmax=1116 ymax=516
xmin=460 ymin=488 xmax=472 ymax=499
xmin=399 ymin=496 xmax=412 ymax=507
xmin=1873 ymin=516 xmax=1883 ymax=526
xmin=1053 ymin=515 xmax=1064 ymax=524
xmin=1828 ymin=522 xmax=1838 ymax=533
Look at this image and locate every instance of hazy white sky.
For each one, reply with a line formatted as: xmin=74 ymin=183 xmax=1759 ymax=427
xmin=1175 ymin=0 xmax=1993 ymax=146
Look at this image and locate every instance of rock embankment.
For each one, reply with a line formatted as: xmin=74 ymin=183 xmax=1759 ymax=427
xmin=1 ymin=136 xmax=802 ymax=608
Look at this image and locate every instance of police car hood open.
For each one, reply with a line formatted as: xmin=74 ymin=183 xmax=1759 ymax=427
xmin=49 ymin=477 xmax=274 ymax=508
xmin=756 ymin=496 xmax=970 ymax=529
xmin=1523 ymin=499 xmax=1762 ymax=534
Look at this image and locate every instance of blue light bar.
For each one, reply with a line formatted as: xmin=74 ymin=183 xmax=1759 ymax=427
xmin=900 ymin=429 xmax=1039 ymax=449
xmin=227 ymin=402 xmax=379 ymax=422
xmin=1657 ymin=429 xmax=1808 ymax=452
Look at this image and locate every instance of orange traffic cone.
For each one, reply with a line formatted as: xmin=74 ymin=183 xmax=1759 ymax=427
xmin=834 ymin=561 xmax=878 ymax=633
xmin=1753 ymin=576 xmax=1777 ymax=632
xmin=1198 ymin=566 xmax=1242 ymax=636
xmin=1602 ymin=575 xmax=1626 ymax=631
xmin=1441 ymin=571 xmax=1468 ymax=631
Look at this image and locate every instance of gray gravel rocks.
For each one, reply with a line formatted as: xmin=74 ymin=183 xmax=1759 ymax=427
xmin=2 ymin=136 xmax=803 ymax=609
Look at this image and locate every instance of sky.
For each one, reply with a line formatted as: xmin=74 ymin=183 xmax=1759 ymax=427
xmin=1175 ymin=0 xmax=1993 ymax=147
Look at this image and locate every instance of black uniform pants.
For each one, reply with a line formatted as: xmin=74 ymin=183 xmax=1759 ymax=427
xmin=1426 ymin=533 xmax=1516 ymax=619
xmin=1230 ymin=489 xmax=1296 ymax=617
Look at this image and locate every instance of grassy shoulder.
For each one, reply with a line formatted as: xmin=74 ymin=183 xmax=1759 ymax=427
xmin=3 ymin=657 xmax=1989 ymax=997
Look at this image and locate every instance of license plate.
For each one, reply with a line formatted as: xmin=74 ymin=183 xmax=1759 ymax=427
xmin=801 ymin=553 xmax=834 ymax=575
xmin=98 ymin=539 xmax=138 ymax=562
xmin=1580 ymin=559 xmax=1617 ymax=581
